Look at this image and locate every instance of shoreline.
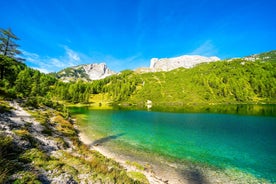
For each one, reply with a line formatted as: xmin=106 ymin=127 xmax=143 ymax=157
xmin=77 ymin=126 xmax=272 ymax=184
xmin=2 ymin=100 xmax=164 ymax=183
xmin=78 ymin=131 xmax=188 ymax=184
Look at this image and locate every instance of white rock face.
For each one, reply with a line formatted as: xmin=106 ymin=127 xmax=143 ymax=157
xmin=59 ymin=63 xmax=115 ymax=82
xmin=150 ymin=55 xmax=220 ymax=72
xmin=82 ymin=63 xmax=115 ymax=80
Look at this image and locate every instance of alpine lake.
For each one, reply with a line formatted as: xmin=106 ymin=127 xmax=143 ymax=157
xmin=69 ymin=104 xmax=276 ymax=183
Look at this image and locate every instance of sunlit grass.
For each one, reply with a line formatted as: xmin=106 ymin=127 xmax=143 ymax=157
xmin=0 ymin=98 xmax=13 ymax=113
xmin=127 ymin=171 xmax=149 ymax=184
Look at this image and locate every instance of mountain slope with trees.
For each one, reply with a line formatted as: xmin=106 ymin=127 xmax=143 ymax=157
xmin=129 ymin=56 xmax=276 ymax=106
xmin=51 ymin=51 xmax=276 ymax=107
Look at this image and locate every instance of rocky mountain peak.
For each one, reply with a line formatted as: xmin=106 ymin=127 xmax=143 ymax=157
xmin=55 ymin=63 xmax=115 ymax=82
xmin=150 ymin=55 xmax=220 ymax=72
xmin=82 ymin=63 xmax=114 ymax=80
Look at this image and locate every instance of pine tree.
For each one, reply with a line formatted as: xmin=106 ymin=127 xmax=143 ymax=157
xmin=0 ymin=28 xmax=24 ymax=79
xmin=0 ymin=28 xmax=21 ymax=57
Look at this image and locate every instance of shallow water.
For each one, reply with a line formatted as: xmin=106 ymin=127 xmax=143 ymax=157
xmin=70 ymin=105 xmax=276 ymax=182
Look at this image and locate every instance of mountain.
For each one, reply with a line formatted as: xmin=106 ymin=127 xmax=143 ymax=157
xmin=71 ymin=50 xmax=275 ymax=106
xmin=244 ymin=50 xmax=276 ymax=62
xmin=150 ymin=55 xmax=220 ymax=72
xmin=54 ymin=63 xmax=115 ymax=82
xmin=53 ymin=51 xmax=276 ymax=82
xmin=135 ymin=55 xmax=220 ymax=73
xmin=137 ymin=51 xmax=276 ymax=73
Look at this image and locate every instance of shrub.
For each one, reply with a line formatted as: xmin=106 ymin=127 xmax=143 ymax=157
xmin=24 ymin=97 xmax=39 ymax=108
xmin=127 ymin=171 xmax=149 ymax=184
xmin=20 ymin=148 xmax=48 ymax=167
xmin=126 ymin=161 xmax=145 ymax=171
xmin=53 ymin=115 xmax=76 ymax=137
xmin=0 ymin=99 xmax=12 ymax=113
xmin=13 ymin=171 xmax=41 ymax=184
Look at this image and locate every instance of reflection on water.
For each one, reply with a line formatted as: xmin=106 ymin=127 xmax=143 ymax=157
xmin=91 ymin=133 xmax=126 ymax=146
xmin=113 ymin=104 xmax=276 ymax=116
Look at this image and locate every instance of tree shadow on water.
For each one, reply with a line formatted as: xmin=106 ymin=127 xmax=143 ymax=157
xmin=90 ymin=133 xmax=126 ymax=146
xmin=181 ymin=167 xmax=209 ymax=184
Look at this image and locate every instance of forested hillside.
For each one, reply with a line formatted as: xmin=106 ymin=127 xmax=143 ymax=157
xmin=130 ymin=58 xmax=276 ymax=106
xmin=1 ymin=50 xmax=275 ymax=109
xmin=51 ymin=52 xmax=276 ymax=107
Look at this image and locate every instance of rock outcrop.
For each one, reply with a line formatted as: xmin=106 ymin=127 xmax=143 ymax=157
xmin=82 ymin=63 xmax=115 ymax=80
xmin=150 ymin=55 xmax=220 ymax=72
xmin=56 ymin=63 xmax=115 ymax=82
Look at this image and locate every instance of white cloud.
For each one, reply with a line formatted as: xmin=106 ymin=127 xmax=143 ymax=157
xmin=64 ymin=46 xmax=80 ymax=61
xmin=50 ymin=58 xmax=67 ymax=68
xmin=189 ymin=40 xmax=218 ymax=56
xmin=22 ymin=50 xmax=49 ymax=69
xmin=22 ymin=47 xmax=147 ymax=73
xmin=21 ymin=46 xmax=82 ymax=73
xmin=100 ymin=54 xmax=148 ymax=71
xmin=32 ymin=67 xmax=51 ymax=74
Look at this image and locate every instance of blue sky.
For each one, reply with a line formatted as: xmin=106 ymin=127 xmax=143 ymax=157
xmin=1 ymin=0 xmax=276 ymax=72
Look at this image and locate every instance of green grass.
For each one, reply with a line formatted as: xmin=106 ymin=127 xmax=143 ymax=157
xmin=20 ymin=148 xmax=49 ymax=167
xmin=126 ymin=160 xmax=145 ymax=171
xmin=13 ymin=171 xmax=41 ymax=184
xmin=127 ymin=171 xmax=149 ymax=184
xmin=53 ymin=115 xmax=77 ymax=137
xmin=0 ymin=133 xmax=25 ymax=183
xmin=0 ymin=98 xmax=13 ymax=113
xmin=13 ymin=129 xmax=30 ymax=137
xmin=0 ymin=134 xmax=16 ymax=183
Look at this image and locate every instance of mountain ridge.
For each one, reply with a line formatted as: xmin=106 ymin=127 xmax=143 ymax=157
xmin=53 ymin=50 xmax=276 ymax=81
xmin=54 ymin=63 xmax=115 ymax=82
xmin=149 ymin=55 xmax=220 ymax=72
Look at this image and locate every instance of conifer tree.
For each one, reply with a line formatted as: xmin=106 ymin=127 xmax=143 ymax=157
xmin=0 ymin=28 xmax=21 ymax=57
xmin=0 ymin=28 xmax=24 ymax=79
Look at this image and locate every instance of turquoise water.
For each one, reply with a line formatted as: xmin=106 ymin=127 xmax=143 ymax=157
xmin=71 ymin=106 xmax=276 ymax=182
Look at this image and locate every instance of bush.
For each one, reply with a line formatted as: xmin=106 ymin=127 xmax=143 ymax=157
xmin=0 ymin=133 xmax=23 ymax=183
xmin=24 ymin=97 xmax=39 ymax=108
xmin=0 ymin=100 xmax=12 ymax=113
xmin=13 ymin=171 xmax=41 ymax=184
xmin=127 ymin=171 xmax=149 ymax=184
xmin=53 ymin=115 xmax=76 ymax=137
xmin=20 ymin=148 xmax=48 ymax=165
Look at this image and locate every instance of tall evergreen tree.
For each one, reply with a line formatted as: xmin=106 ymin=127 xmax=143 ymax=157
xmin=0 ymin=28 xmax=24 ymax=79
xmin=0 ymin=28 xmax=21 ymax=57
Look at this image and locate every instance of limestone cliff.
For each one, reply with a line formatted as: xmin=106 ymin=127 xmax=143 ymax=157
xmin=150 ymin=55 xmax=220 ymax=72
xmin=55 ymin=63 xmax=115 ymax=82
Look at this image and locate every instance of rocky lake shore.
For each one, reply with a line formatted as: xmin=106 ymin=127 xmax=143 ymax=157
xmin=0 ymin=100 xmax=151 ymax=183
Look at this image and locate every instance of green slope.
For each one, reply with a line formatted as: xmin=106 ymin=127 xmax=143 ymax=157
xmin=99 ymin=54 xmax=276 ymax=107
xmin=49 ymin=50 xmax=276 ymax=108
xmin=51 ymin=66 xmax=90 ymax=81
